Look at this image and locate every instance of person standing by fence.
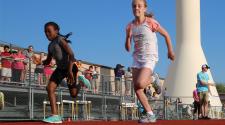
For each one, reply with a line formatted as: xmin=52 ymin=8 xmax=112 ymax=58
xmin=92 ymin=66 xmax=99 ymax=93
xmin=33 ymin=52 xmax=45 ymax=86
xmin=84 ymin=65 xmax=94 ymax=91
xmin=193 ymin=84 xmax=200 ymax=120
xmin=114 ymin=64 xmax=125 ymax=95
xmin=125 ymin=67 xmax=132 ymax=96
xmin=11 ymin=50 xmax=25 ymax=83
xmin=197 ymin=64 xmax=215 ymax=119
xmin=0 ymin=45 xmax=12 ymax=82
xmin=23 ymin=45 xmax=34 ymax=82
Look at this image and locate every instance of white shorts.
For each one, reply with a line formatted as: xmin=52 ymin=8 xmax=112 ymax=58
xmin=1 ymin=68 xmax=12 ymax=77
xmin=132 ymin=59 xmax=157 ymax=71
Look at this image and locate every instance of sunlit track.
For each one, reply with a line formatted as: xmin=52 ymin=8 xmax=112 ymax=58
xmin=1 ymin=120 xmax=225 ymax=125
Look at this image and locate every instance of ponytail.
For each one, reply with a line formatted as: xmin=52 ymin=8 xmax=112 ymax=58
xmin=59 ymin=32 xmax=73 ymax=43
xmin=145 ymin=12 xmax=154 ymax=18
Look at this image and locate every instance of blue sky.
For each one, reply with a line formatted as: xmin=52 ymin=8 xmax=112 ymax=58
xmin=0 ymin=0 xmax=224 ymax=83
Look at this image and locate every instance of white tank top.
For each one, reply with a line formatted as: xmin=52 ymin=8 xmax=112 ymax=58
xmin=127 ymin=17 xmax=160 ymax=62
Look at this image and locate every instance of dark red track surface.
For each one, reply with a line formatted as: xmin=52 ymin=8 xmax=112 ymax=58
xmin=1 ymin=120 xmax=225 ymax=125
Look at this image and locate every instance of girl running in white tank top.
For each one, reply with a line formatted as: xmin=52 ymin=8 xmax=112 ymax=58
xmin=125 ymin=0 xmax=175 ymax=123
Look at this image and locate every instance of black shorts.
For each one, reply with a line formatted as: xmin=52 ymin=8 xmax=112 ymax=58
xmin=50 ymin=64 xmax=78 ymax=89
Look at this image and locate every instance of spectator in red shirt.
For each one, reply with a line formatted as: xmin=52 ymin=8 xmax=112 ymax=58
xmin=11 ymin=50 xmax=25 ymax=82
xmin=84 ymin=66 xmax=93 ymax=81
xmin=84 ymin=66 xmax=93 ymax=90
xmin=0 ymin=45 xmax=12 ymax=82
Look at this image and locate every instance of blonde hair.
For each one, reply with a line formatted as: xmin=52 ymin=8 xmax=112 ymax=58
xmin=132 ymin=0 xmax=154 ymax=18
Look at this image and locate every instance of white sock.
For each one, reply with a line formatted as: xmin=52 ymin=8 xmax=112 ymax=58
xmin=147 ymin=111 xmax=154 ymax=116
xmin=52 ymin=114 xmax=59 ymax=117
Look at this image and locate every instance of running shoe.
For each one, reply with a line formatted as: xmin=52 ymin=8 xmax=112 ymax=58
xmin=42 ymin=115 xmax=62 ymax=124
xmin=138 ymin=113 xmax=156 ymax=123
xmin=152 ymin=72 xmax=161 ymax=94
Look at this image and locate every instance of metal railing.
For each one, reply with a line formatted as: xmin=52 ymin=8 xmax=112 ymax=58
xmin=1 ymin=82 xmax=225 ymax=121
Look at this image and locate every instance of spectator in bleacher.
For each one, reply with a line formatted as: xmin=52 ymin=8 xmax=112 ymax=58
xmin=33 ymin=52 xmax=45 ymax=86
xmin=114 ymin=64 xmax=125 ymax=95
xmin=196 ymin=64 xmax=215 ymax=119
xmin=193 ymin=84 xmax=200 ymax=120
xmin=84 ymin=65 xmax=93 ymax=90
xmin=0 ymin=45 xmax=12 ymax=82
xmin=150 ymin=92 xmax=159 ymax=100
xmin=92 ymin=66 xmax=99 ymax=93
xmin=124 ymin=67 xmax=132 ymax=96
xmin=11 ymin=50 xmax=25 ymax=82
xmin=43 ymin=59 xmax=56 ymax=85
xmin=23 ymin=45 xmax=34 ymax=82
xmin=144 ymin=85 xmax=152 ymax=98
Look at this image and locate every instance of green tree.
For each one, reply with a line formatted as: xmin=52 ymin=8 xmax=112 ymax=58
xmin=216 ymin=83 xmax=225 ymax=93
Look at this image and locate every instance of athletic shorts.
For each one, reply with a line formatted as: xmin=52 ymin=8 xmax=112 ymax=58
xmin=49 ymin=64 xmax=78 ymax=89
xmin=1 ymin=68 xmax=12 ymax=77
xmin=132 ymin=59 xmax=157 ymax=71
xmin=198 ymin=91 xmax=209 ymax=104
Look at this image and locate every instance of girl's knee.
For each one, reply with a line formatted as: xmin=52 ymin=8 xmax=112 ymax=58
xmin=69 ymin=88 xmax=78 ymax=98
xmin=46 ymin=84 xmax=56 ymax=92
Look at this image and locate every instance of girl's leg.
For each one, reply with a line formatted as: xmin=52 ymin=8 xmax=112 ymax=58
xmin=46 ymin=81 xmax=58 ymax=115
xmin=133 ymin=68 xmax=153 ymax=113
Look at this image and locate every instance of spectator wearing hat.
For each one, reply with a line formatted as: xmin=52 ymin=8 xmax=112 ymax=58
xmin=114 ymin=64 xmax=125 ymax=95
xmin=196 ymin=64 xmax=215 ymax=119
xmin=124 ymin=67 xmax=132 ymax=96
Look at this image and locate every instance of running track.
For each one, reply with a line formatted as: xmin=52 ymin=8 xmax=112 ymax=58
xmin=1 ymin=120 xmax=225 ymax=125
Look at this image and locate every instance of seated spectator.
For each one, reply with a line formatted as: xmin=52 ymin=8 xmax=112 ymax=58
xmin=11 ymin=50 xmax=25 ymax=83
xmin=0 ymin=45 xmax=12 ymax=82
